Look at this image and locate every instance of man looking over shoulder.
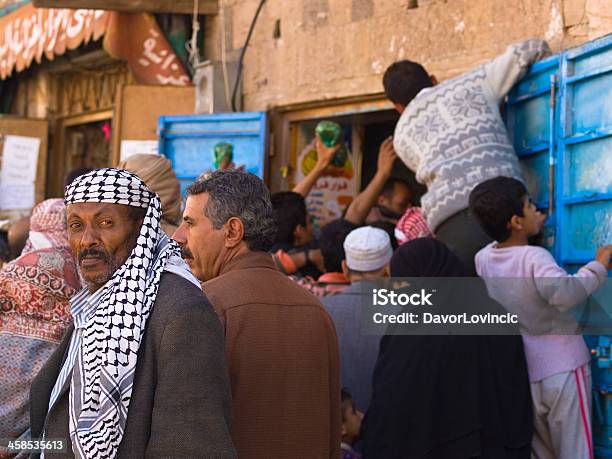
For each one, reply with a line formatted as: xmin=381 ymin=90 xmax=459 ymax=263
xmin=30 ymin=169 xmax=235 ymax=459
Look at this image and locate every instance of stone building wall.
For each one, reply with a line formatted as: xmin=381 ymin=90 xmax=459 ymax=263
xmin=204 ymin=0 xmax=612 ymax=111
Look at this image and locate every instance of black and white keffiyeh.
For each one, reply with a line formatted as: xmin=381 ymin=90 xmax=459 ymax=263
xmin=64 ymin=168 xmax=189 ymax=458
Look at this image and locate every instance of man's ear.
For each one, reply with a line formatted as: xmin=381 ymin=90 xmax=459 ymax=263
xmin=341 ymin=260 xmax=349 ymax=277
xmin=508 ymin=215 xmax=523 ymax=231
xmin=430 ymin=74 xmax=438 ymax=85
xmin=224 ymin=217 xmax=245 ymax=248
xmin=293 ymin=224 xmax=305 ymax=241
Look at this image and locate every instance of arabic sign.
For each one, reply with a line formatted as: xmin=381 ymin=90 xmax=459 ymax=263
xmin=0 ymin=4 xmax=109 ymax=79
xmin=0 ymin=4 xmax=189 ymax=87
xmin=103 ymin=12 xmax=190 ymax=86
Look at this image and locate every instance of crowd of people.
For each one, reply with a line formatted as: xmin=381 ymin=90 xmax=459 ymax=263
xmin=0 ymin=37 xmax=610 ymax=459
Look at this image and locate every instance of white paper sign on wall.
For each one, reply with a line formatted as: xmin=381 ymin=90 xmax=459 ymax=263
xmin=1 ymin=135 xmax=40 ymax=184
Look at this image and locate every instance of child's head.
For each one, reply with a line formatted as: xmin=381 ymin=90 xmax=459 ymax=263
xmin=341 ymin=388 xmax=364 ymax=446
xmin=469 ymin=176 xmax=546 ymax=243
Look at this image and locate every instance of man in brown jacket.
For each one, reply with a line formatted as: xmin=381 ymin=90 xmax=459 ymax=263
xmin=173 ymin=169 xmax=341 ymax=458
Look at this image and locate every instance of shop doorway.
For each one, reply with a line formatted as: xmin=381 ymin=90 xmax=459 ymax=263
xmin=49 ymin=111 xmax=113 ymax=196
xmin=288 ymin=107 xmax=426 ymax=226
xmin=360 ymin=117 xmax=426 ymax=204
xmin=64 ymin=120 xmax=112 ymax=171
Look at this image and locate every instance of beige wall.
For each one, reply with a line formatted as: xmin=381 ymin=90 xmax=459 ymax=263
xmin=205 ymin=0 xmax=612 ymax=111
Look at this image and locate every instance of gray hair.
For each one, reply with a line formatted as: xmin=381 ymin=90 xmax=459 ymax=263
xmin=187 ymin=169 xmax=277 ymax=251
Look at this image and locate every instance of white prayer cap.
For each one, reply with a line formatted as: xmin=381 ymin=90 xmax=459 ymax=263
xmin=343 ymin=226 xmax=393 ymax=272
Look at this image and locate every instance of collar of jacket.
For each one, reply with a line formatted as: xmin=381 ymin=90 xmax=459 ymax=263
xmin=218 ymin=250 xmax=275 ymax=276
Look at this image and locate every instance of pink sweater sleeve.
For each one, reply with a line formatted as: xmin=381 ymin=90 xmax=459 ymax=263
xmin=531 ymin=247 xmax=608 ymax=312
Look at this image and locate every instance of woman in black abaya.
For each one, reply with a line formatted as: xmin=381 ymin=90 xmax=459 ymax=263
xmin=361 ymin=238 xmax=532 ymax=459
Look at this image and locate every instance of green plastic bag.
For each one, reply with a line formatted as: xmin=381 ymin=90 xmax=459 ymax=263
xmin=315 ymin=120 xmax=343 ymax=147
xmin=214 ymin=142 xmax=233 ymax=169
xmin=315 ymin=120 xmax=348 ymax=168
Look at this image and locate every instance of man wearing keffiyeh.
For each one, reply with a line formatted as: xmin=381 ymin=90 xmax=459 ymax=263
xmin=29 ymin=168 xmax=236 ymax=459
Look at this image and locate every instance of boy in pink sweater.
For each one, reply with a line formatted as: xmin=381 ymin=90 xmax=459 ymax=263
xmin=469 ymin=176 xmax=611 ymax=459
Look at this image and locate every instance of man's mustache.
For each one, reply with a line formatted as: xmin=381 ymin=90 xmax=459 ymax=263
xmin=180 ymin=245 xmax=193 ymax=259
xmin=78 ymin=248 xmax=110 ymax=263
